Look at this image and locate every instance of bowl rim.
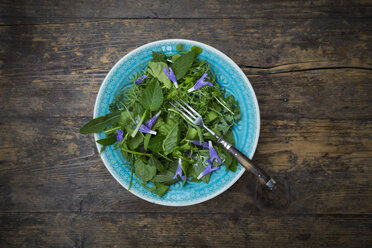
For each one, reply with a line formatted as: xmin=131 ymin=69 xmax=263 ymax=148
xmin=93 ymin=39 xmax=260 ymax=206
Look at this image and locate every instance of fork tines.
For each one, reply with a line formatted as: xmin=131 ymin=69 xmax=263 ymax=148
xmin=170 ymin=96 xmax=201 ymax=124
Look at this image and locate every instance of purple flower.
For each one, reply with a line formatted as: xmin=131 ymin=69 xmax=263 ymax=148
xmin=145 ymin=111 xmax=161 ymax=129
xmin=134 ymin=120 xmax=157 ymax=135
xmin=188 ymin=140 xmax=209 ymax=149
xmin=173 ymin=158 xmax=185 ymax=180
xmin=163 ymin=67 xmax=178 ymax=88
xmin=116 ymin=129 xmax=124 ymax=142
xmin=197 ymin=160 xmax=220 ymax=179
xmin=135 ymin=75 xmax=147 ymax=85
xmin=188 ymin=73 xmax=213 ymax=93
xmin=208 ymin=141 xmax=221 ymax=163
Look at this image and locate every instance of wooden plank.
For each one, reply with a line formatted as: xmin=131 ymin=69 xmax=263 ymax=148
xmin=1 ymin=69 xmax=371 ymax=120
xmin=1 ymin=213 xmax=371 ymax=247
xmin=0 ymin=18 xmax=370 ymax=76
xmin=0 ymin=0 xmax=371 ymax=25
xmin=0 ymin=114 xmax=370 ymax=213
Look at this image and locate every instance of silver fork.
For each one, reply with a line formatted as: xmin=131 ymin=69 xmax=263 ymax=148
xmin=170 ymin=96 xmax=276 ymax=190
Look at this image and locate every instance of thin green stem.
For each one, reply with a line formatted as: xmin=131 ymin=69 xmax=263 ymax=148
xmin=122 ymin=105 xmax=145 ymax=139
xmin=156 ymin=152 xmax=173 ymax=162
xmin=120 ymin=147 xmax=151 ymax=157
xmin=215 ymin=96 xmax=234 ymax=115
xmin=131 ymin=110 xmax=147 ymax=138
xmin=104 ymin=126 xmax=120 ymax=135
xmin=210 ymin=107 xmax=223 ymax=116
xmin=133 ymin=174 xmax=151 ymax=190
xmin=128 ymin=165 xmax=134 ymax=190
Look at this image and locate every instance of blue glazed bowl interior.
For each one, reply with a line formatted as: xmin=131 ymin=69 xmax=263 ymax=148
xmin=94 ymin=39 xmax=260 ymax=206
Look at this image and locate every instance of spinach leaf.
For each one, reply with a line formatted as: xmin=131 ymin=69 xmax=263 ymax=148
xmin=147 ymin=62 xmax=172 ymax=88
xmin=134 ymin=160 xmax=156 ymax=182
xmin=149 ymin=156 xmax=166 ymax=173
xmin=141 ymin=80 xmax=163 ymax=111
xmin=152 ymin=51 xmax=167 ymax=63
xmin=149 ymin=182 xmax=169 ymax=197
xmin=128 ymin=133 xmax=144 ymax=150
xmin=152 ymin=171 xmax=176 ymax=185
xmin=96 ymin=135 xmax=117 ymax=146
xmin=172 ymin=51 xmax=196 ymax=80
xmin=79 ymin=110 xmax=121 ymax=134
xmin=143 ymin=133 xmax=151 ymax=151
xmin=176 ymin=44 xmax=183 ymax=51
xmin=148 ymin=135 xmax=165 ymax=153
xmin=191 ymin=46 xmax=202 ymax=54
xmin=185 ymin=127 xmax=197 ymax=140
xmin=207 ymin=111 xmax=219 ymax=122
xmin=162 ymin=124 xmax=180 ymax=155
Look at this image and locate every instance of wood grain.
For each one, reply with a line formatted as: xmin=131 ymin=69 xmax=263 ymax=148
xmin=0 ymin=0 xmax=371 ymax=247
xmin=1 ymin=0 xmax=371 ymax=25
xmin=1 ymin=18 xmax=370 ymax=77
xmin=1 ymin=213 xmax=371 ymax=248
xmin=0 ymin=116 xmax=370 ymax=214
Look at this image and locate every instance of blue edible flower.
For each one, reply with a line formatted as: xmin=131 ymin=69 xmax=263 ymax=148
xmin=208 ymin=141 xmax=221 ymax=163
xmin=135 ymin=75 xmax=147 ymax=85
xmin=173 ymin=158 xmax=185 ymax=180
xmin=197 ymin=160 xmax=220 ymax=179
xmin=163 ymin=67 xmax=178 ymax=88
xmin=134 ymin=120 xmax=157 ymax=135
xmin=116 ymin=129 xmax=124 ymax=142
xmin=145 ymin=111 xmax=161 ymax=129
xmin=188 ymin=140 xmax=209 ymax=149
xmin=188 ymin=73 xmax=213 ymax=93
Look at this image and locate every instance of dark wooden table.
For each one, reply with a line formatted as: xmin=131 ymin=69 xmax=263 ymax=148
xmin=1 ymin=1 xmax=371 ymax=247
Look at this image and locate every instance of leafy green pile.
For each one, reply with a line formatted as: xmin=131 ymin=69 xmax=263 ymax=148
xmin=80 ymin=45 xmax=241 ymax=197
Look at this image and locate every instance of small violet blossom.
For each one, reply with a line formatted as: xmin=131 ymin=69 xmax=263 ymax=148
xmin=163 ymin=67 xmax=178 ymax=88
xmin=188 ymin=139 xmax=209 ymax=149
xmin=188 ymin=73 xmax=213 ymax=93
xmin=208 ymin=141 xmax=222 ymax=163
xmin=197 ymin=160 xmax=220 ymax=180
xmin=116 ymin=129 xmax=124 ymax=142
xmin=134 ymin=120 xmax=157 ymax=135
xmin=145 ymin=111 xmax=161 ymax=129
xmin=135 ymin=75 xmax=147 ymax=85
xmin=173 ymin=158 xmax=185 ymax=180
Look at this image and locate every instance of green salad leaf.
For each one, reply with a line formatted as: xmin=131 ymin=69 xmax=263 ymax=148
xmin=96 ymin=135 xmax=117 ymax=146
xmin=147 ymin=62 xmax=172 ymax=88
xmin=172 ymin=51 xmax=196 ymax=80
xmin=80 ymin=110 xmax=121 ymax=134
xmin=134 ymin=159 xmax=156 ymax=182
xmin=141 ymin=80 xmax=163 ymax=111
xmin=163 ymin=123 xmax=180 ymax=155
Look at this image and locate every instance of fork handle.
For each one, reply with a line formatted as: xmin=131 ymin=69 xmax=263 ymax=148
xmin=203 ymin=126 xmax=276 ymax=189
xmin=226 ymin=145 xmax=276 ymax=190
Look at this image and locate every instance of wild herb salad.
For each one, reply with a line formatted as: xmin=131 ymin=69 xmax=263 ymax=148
xmin=80 ymin=45 xmax=241 ymax=197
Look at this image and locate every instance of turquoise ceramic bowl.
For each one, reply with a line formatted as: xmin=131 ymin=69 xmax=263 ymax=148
xmin=94 ymin=39 xmax=260 ymax=206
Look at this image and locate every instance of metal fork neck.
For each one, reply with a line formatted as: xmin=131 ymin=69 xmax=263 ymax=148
xmin=203 ymin=125 xmax=232 ymax=150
